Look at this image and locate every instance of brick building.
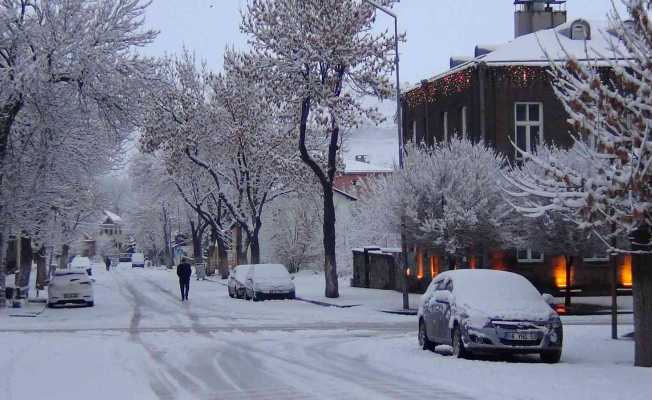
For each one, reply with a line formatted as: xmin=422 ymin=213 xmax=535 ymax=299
xmin=355 ymin=0 xmax=633 ymax=295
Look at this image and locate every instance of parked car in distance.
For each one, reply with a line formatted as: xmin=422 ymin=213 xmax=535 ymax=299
xmin=117 ymin=254 xmax=132 ymax=269
xmin=70 ymin=256 xmax=92 ymax=276
xmin=131 ymin=252 xmax=145 ymax=268
xmin=48 ymin=270 xmax=94 ymax=307
xmin=418 ymin=269 xmax=563 ymax=363
xmin=244 ymin=264 xmax=295 ymax=301
xmin=228 ymin=264 xmax=252 ymax=299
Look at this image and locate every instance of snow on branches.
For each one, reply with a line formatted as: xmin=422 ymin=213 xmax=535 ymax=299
xmin=355 ymin=139 xmax=519 ymax=260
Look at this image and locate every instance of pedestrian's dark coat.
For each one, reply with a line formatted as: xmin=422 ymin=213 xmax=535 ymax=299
xmin=177 ymin=262 xmax=192 ymax=281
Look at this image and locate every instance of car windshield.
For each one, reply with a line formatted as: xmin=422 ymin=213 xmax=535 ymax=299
xmin=254 ymin=264 xmax=289 ymax=279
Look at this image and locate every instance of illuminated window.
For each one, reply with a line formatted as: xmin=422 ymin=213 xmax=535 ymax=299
xmin=514 ymin=102 xmax=543 ymax=160
xmin=429 ymin=255 xmax=439 ymax=279
xmin=517 ymin=248 xmax=543 ymax=263
xmin=416 ymin=249 xmax=424 ymax=279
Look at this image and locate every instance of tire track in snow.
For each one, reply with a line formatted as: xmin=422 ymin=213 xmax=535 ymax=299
xmin=113 ymin=272 xmax=207 ymax=399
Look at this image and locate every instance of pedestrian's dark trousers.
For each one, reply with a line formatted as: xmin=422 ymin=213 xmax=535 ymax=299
xmin=179 ymin=278 xmax=190 ymax=300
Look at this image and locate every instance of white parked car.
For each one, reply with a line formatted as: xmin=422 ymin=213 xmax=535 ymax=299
xmin=48 ymin=270 xmax=94 ymax=307
xmin=244 ymin=264 xmax=295 ymax=301
xmin=117 ymin=255 xmax=132 ymax=269
xmin=131 ymin=252 xmax=145 ymax=268
xmin=69 ymin=256 xmax=92 ymax=275
xmin=418 ymin=270 xmax=562 ymax=363
xmin=228 ymin=264 xmax=252 ymax=299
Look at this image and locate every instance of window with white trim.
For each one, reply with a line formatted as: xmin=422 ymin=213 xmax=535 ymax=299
xmin=517 ymin=248 xmax=544 ymax=263
xmin=460 ymin=106 xmax=468 ymax=138
xmin=442 ymin=111 xmax=448 ymax=142
xmin=412 ymin=120 xmax=417 ymax=142
xmin=584 ymin=251 xmax=609 ymax=262
xmin=514 ymin=102 xmax=543 ymax=159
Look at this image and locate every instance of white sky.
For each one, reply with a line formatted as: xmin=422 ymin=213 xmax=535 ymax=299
xmin=142 ymin=0 xmax=627 ymax=85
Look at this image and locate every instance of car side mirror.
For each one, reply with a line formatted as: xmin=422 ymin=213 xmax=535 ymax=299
xmin=434 ymin=290 xmax=452 ymax=304
xmin=542 ymin=293 xmax=555 ymax=306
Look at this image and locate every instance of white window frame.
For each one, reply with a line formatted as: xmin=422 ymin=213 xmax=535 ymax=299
xmin=514 ymin=102 xmax=544 ymax=160
xmin=442 ymin=111 xmax=448 ymax=142
xmin=412 ymin=120 xmax=417 ymax=142
xmin=460 ymin=106 xmax=468 ymax=138
xmin=584 ymin=252 xmax=610 ymax=263
xmin=517 ymin=248 xmax=544 ymax=263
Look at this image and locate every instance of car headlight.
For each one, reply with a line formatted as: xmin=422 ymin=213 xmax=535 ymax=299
xmin=549 ymin=316 xmax=562 ymax=329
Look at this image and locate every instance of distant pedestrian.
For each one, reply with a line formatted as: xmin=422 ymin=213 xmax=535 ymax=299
xmin=177 ymin=257 xmax=192 ymax=301
xmin=104 ymin=256 xmax=111 ymax=272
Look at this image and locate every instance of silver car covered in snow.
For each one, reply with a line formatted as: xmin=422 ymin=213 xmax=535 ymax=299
xmin=418 ymin=270 xmax=562 ymax=363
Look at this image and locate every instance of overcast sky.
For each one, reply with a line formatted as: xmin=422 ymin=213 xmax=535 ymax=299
xmin=142 ymin=0 xmax=627 ymax=86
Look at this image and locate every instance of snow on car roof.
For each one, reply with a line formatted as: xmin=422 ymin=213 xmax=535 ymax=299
xmin=70 ymin=257 xmax=91 ymax=266
xmin=439 ymin=269 xmax=544 ymax=304
xmin=252 ymin=264 xmax=290 ymax=278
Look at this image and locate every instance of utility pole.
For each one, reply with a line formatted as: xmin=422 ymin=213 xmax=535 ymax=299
xmin=362 ymin=0 xmax=409 ymax=309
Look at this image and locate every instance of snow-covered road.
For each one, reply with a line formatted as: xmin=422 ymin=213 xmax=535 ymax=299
xmin=1 ymin=267 xmax=648 ymax=400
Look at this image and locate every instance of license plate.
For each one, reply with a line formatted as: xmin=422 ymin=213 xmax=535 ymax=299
xmin=64 ymin=293 xmax=78 ymax=299
xmin=506 ymin=331 xmax=538 ymax=341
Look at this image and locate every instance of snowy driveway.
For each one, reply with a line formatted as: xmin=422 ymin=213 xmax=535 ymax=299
xmin=1 ymin=268 xmax=648 ymax=400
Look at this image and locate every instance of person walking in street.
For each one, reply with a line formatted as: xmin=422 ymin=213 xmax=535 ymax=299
xmin=104 ymin=256 xmax=111 ymax=272
xmin=177 ymin=257 xmax=192 ymax=301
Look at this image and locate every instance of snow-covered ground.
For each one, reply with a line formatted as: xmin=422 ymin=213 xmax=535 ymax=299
xmin=0 ymin=267 xmax=648 ymax=400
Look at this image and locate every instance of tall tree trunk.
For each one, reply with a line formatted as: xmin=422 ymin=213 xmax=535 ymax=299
xmin=250 ymin=233 xmax=261 ymax=265
xmin=0 ymin=231 xmax=8 ymax=308
xmin=565 ymin=255 xmax=574 ymax=308
xmin=36 ymin=246 xmax=47 ymax=291
xmin=322 ymin=186 xmax=339 ymax=298
xmin=217 ymin=236 xmax=229 ymax=279
xmin=235 ymin=225 xmax=245 ymax=265
xmin=631 ymin=226 xmax=652 ymax=367
xmin=190 ymin=220 xmax=202 ymax=263
xmin=16 ymin=236 xmax=32 ymax=298
xmin=59 ymin=244 xmax=69 ymax=271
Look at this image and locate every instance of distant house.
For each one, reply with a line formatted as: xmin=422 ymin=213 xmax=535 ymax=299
xmin=355 ymin=0 xmax=633 ymax=295
xmin=84 ymin=210 xmax=127 ymax=257
xmin=334 ymin=157 xmax=394 ymax=193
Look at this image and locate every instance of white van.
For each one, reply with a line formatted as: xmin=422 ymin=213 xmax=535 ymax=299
xmin=131 ymin=253 xmax=145 ymax=268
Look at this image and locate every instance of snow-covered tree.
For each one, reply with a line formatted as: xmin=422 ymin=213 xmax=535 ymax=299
xmin=506 ymin=145 xmax=609 ymax=306
xmin=504 ymin=1 xmax=652 ymax=366
xmin=240 ymin=0 xmax=399 ymax=297
xmin=141 ymin=51 xmax=300 ymax=266
xmin=355 ymin=139 xmax=519 ymax=267
xmin=0 ymin=0 xmax=159 ymax=306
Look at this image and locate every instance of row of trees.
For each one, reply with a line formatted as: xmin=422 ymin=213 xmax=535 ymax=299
xmin=0 ymin=0 xmax=160 ymax=306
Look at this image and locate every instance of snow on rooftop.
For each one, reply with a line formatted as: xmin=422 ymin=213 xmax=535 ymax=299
xmin=103 ymin=210 xmax=122 ymax=223
xmin=481 ymin=19 xmax=626 ymax=65
xmin=343 ymin=125 xmax=398 ymax=174
xmin=407 ymin=19 xmax=629 ymax=92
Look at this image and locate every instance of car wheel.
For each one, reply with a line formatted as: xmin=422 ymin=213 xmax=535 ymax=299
xmin=47 ymin=302 xmax=55 ymax=308
xmin=452 ymin=325 xmax=467 ymax=359
xmin=87 ymin=301 xmax=94 ymax=307
xmin=288 ymin=291 xmax=295 ymax=300
xmin=253 ymin=291 xmax=262 ymax=302
xmin=244 ymin=289 xmax=251 ymax=300
xmin=540 ymin=349 xmax=562 ymax=364
xmin=419 ymin=319 xmax=435 ymax=351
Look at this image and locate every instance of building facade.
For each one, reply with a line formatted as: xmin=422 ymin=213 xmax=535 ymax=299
xmin=363 ymin=1 xmax=633 ymax=295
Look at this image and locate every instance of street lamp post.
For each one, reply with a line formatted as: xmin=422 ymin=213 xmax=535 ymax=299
xmin=363 ymin=0 xmax=409 ymax=310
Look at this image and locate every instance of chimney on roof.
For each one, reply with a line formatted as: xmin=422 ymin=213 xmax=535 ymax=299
xmin=514 ymin=0 xmax=567 ymax=38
